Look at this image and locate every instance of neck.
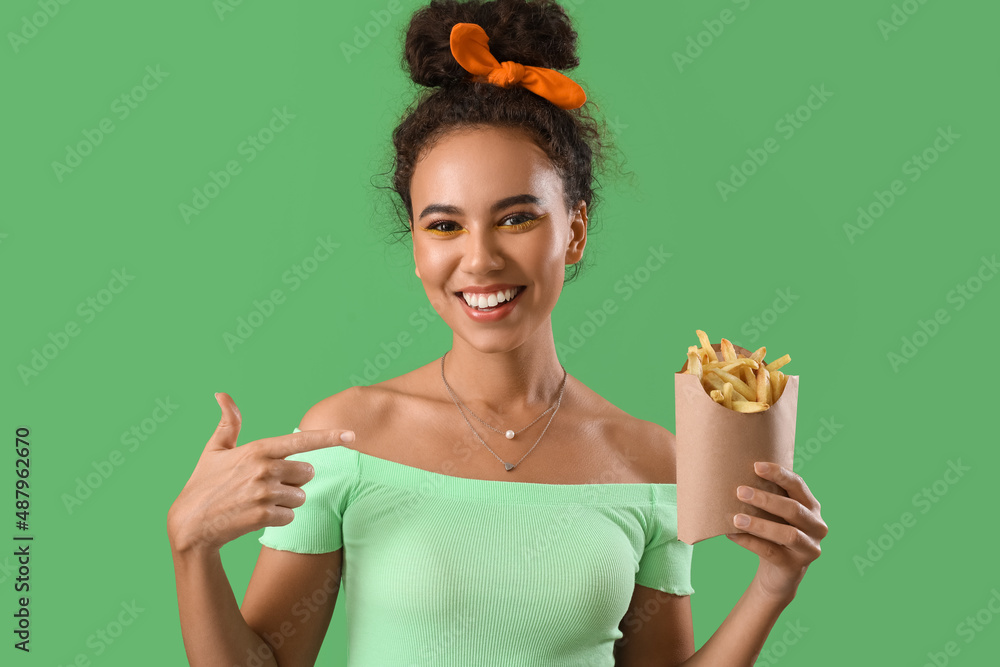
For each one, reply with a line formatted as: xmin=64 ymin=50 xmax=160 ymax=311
xmin=441 ymin=327 xmax=567 ymax=418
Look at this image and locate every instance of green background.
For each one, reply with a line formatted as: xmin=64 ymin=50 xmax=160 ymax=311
xmin=3 ymin=0 xmax=998 ymax=664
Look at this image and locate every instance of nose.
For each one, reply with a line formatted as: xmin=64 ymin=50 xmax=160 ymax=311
xmin=460 ymin=226 xmax=506 ymax=275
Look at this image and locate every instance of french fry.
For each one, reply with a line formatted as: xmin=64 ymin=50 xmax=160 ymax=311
xmin=687 ymin=349 xmax=703 ymax=380
xmin=696 ymin=330 xmax=718 ymax=362
xmin=772 ymin=370 xmax=787 ymax=403
xmin=742 ymin=365 xmax=756 ymax=395
xmin=756 ymin=365 xmax=770 ymax=404
xmin=705 ymin=358 xmax=758 ymax=370
xmin=731 ymin=401 xmax=770 ymax=413
xmin=765 ymin=354 xmax=791 ymax=372
xmin=706 ymin=368 xmax=755 ymax=402
xmin=702 ymin=372 xmax=726 ymax=393
xmin=683 ymin=330 xmax=792 ymax=413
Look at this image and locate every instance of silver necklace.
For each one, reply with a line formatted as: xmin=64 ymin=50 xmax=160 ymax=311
xmin=439 ymin=352 xmax=568 ymax=471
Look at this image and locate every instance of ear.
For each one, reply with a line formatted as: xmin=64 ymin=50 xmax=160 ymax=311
xmin=565 ymin=201 xmax=588 ymax=265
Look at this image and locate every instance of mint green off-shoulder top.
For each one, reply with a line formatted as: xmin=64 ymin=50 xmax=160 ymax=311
xmin=259 ymin=428 xmax=694 ymax=666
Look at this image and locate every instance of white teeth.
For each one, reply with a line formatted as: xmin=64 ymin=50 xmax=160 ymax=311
xmin=462 ymin=286 xmax=521 ymax=309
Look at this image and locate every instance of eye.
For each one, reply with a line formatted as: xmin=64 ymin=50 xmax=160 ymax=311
xmin=425 ymin=220 xmax=462 ymax=234
xmin=422 ymin=212 xmax=546 ymax=236
xmin=499 ymin=213 xmax=540 ymax=228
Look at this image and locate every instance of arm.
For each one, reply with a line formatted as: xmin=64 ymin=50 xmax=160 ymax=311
xmin=169 ymin=540 xmax=341 ymax=667
xmin=614 ymin=586 xmax=694 ymax=666
xmin=167 ymin=391 xmax=353 ymax=666
xmin=168 ymin=540 xmax=280 ymax=667
xmin=618 ymin=425 xmax=827 ymax=666
xmin=674 ymin=579 xmax=790 ymax=667
xmin=613 ymin=581 xmax=790 ymax=667
xmin=237 ymin=390 xmax=363 ymax=665
xmin=241 ymin=547 xmax=343 ymax=666
xmin=672 ymin=461 xmax=826 ymax=666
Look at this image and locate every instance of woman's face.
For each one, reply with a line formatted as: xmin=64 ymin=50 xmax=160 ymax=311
xmin=409 ymin=125 xmax=587 ymax=351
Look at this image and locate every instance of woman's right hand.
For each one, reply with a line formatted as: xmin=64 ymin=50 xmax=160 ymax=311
xmin=166 ymin=392 xmax=354 ymax=554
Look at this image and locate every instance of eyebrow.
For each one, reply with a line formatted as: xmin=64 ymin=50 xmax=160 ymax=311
xmin=417 ymin=194 xmax=543 ymax=221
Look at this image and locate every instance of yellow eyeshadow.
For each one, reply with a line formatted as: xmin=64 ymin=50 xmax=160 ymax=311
xmin=500 ymin=212 xmax=548 ymax=232
xmin=421 ymin=213 xmax=548 ymax=236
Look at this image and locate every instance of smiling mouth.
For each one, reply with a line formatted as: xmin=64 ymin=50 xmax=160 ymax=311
xmin=454 ymin=286 xmax=526 ymax=311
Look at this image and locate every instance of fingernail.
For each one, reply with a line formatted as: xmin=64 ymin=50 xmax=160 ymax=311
xmin=734 ymin=514 xmax=750 ymax=527
xmin=754 ymin=461 xmax=768 ymax=474
xmin=737 ymin=486 xmax=753 ymax=500
xmin=341 ymin=431 xmax=355 ymax=443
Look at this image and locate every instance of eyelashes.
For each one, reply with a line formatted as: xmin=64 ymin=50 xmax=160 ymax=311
xmin=421 ymin=212 xmax=548 ymax=236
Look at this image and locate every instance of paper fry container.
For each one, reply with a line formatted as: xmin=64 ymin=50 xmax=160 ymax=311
xmin=675 ymin=343 xmax=799 ymax=545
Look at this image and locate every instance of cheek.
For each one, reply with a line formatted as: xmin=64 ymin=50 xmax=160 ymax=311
xmin=412 ymin=241 xmax=454 ymax=286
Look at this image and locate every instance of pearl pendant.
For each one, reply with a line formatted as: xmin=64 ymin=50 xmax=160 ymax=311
xmin=504 ymin=462 xmax=515 ymax=471
xmin=505 ymin=429 xmax=515 ymax=439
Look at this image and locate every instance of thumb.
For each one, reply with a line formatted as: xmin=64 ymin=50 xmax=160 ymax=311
xmin=207 ymin=391 xmax=242 ymax=450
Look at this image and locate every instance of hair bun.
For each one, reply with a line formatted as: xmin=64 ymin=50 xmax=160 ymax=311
xmin=404 ymin=0 xmax=580 ymax=88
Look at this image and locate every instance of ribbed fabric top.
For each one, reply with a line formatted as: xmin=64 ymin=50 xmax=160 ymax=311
xmin=259 ymin=428 xmax=694 ymax=666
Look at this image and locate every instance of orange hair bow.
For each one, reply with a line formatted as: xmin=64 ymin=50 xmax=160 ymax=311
xmin=449 ymin=22 xmax=586 ymax=110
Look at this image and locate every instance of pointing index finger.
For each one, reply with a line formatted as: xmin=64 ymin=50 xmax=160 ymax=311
xmin=260 ymin=429 xmax=355 ymax=459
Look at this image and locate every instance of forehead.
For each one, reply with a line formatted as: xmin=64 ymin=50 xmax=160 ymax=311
xmin=410 ymin=126 xmax=563 ymax=208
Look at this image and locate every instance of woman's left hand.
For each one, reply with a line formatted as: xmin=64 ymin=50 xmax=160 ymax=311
xmin=728 ymin=461 xmax=829 ymax=604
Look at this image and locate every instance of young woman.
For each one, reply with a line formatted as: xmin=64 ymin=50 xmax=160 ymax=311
xmin=167 ymin=1 xmax=828 ymax=665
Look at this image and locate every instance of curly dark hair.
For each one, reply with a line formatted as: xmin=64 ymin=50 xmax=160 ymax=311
xmin=373 ymin=0 xmax=625 ymax=285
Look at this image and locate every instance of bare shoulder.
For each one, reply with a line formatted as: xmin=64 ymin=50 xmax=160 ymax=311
xmin=634 ymin=418 xmax=677 ymax=485
xmin=297 ymin=384 xmax=391 ymax=439
xmin=573 ymin=379 xmax=677 ymax=485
